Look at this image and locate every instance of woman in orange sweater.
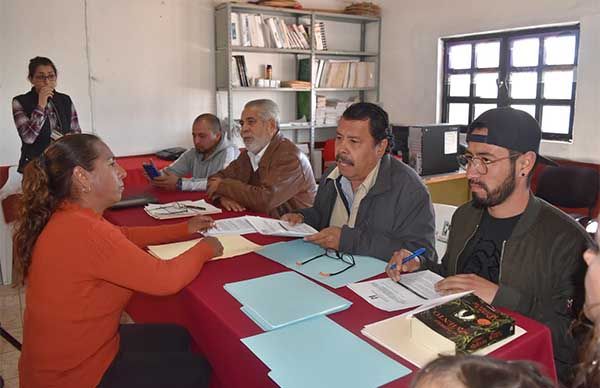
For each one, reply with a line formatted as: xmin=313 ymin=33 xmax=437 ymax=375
xmin=14 ymin=134 xmax=223 ymax=388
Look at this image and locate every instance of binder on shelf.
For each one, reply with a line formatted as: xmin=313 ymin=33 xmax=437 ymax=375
xmin=230 ymin=12 xmax=241 ymax=46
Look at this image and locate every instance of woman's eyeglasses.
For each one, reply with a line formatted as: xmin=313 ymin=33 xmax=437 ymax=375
xmin=296 ymin=248 xmax=355 ymax=277
xmin=34 ymin=74 xmax=56 ymax=82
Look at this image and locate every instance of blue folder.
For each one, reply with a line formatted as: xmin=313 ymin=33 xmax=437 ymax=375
xmin=242 ymin=316 xmax=411 ymax=388
xmin=224 ymin=271 xmax=352 ymax=330
xmin=257 ymin=239 xmax=386 ymax=288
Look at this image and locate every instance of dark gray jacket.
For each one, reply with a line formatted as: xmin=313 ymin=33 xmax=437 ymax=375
xmin=423 ymin=195 xmax=591 ymax=382
xmin=298 ymin=154 xmax=436 ymax=261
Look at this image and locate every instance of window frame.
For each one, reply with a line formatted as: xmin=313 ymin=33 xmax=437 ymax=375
xmin=441 ymin=24 xmax=580 ymax=142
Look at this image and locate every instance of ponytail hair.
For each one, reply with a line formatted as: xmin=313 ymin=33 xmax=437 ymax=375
xmin=13 ymin=134 xmax=102 ymax=284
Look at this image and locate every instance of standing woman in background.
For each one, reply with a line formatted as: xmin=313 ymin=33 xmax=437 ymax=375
xmin=14 ymin=134 xmax=222 ymax=388
xmin=12 ymin=56 xmax=81 ymax=173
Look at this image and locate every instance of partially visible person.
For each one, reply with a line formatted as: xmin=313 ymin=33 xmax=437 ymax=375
xmin=13 ymin=56 xmax=81 ymax=173
xmin=14 ymin=134 xmax=222 ymax=388
xmin=574 ymin=231 xmax=600 ymax=388
xmin=410 ymin=355 xmax=555 ymax=388
xmin=207 ymin=99 xmax=316 ymax=216
xmin=388 ymin=108 xmax=591 ymax=384
xmin=282 ymin=102 xmax=435 ymax=261
xmin=151 ymin=113 xmax=238 ymax=191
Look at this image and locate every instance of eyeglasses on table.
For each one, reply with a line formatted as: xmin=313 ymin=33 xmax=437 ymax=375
xmin=296 ymin=248 xmax=355 ymax=277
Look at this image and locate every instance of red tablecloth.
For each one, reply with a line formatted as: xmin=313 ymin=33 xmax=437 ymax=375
xmin=115 ymin=154 xmax=172 ymax=190
xmin=104 ymin=190 xmax=558 ymax=387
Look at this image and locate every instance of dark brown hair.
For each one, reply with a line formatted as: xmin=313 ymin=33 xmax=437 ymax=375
xmin=13 ymin=134 xmax=102 ymax=284
xmin=410 ymin=355 xmax=555 ymax=388
xmin=573 ymin=317 xmax=600 ymax=387
xmin=27 ymin=56 xmax=57 ymax=79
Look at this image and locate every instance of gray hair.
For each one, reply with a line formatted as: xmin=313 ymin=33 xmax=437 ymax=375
xmin=244 ymin=99 xmax=280 ymax=129
xmin=193 ymin=113 xmax=222 ymax=134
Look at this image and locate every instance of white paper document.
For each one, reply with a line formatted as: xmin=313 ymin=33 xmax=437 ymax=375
xmin=205 ymin=216 xmax=257 ymax=236
xmin=144 ymin=199 xmax=222 ymax=220
xmin=205 ymin=215 xmax=318 ymax=237
xmin=348 ymin=270 xmax=464 ymax=312
xmin=246 ymin=216 xmax=318 ymax=237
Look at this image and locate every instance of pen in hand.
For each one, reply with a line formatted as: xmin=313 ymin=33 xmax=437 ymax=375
xmin=389 ymin=247 xmax=426 ymax=271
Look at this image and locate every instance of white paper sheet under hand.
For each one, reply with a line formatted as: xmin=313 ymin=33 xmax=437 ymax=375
xmin=204 ymin=216 xmax=257 ymax=236
xmin=147 ymin=234 xmax=262 ymax=261
xmin=348 ymin=270 xmax=458 ymax=312
xmin=246 ymin=216 xmax=318 ymax=237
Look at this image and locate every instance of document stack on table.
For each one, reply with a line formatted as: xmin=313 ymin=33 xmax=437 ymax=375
xmin=205 ymin=215 xmax=318 ymax=237
xmin=147 ymin=235 xmax=262 ymax=261
xmin=144 ymin=199 xmax=221 ymax=220
xmin=224 ymin=271 xmax=351 ymax=331
xmin=361 ymin=289 xmax=527 ymax=368
xmin=242 ymin=316 xmax=411 ymax=388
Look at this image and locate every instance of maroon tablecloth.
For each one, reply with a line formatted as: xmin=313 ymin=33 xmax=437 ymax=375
xmin=104 ymin=190 xmax=558 ymax=387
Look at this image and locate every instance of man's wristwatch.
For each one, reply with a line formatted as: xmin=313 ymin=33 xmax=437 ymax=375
xmin=176 ymin=178 xmax=183 ymax=191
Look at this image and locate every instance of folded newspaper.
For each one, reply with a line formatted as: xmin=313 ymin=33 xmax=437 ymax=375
xmin=144 ymin=199 xmax=222 ymax=220
xmin=205 ymin=215 xmax=318 ymax=237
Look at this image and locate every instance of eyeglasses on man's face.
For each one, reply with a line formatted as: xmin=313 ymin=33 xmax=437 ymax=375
xmin=457 ymin=152 xmax=521 ymax=175
xmin=33 ymin=74 xmax=56 ymax=82
xmin=296 ymin=248 xmax=355 ymax=277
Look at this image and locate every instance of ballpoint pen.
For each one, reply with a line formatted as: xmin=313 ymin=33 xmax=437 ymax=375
xmin=183 ymin=204 xmax=206 ymax=211
xmin=389 ymin=247 xmax=426 ymax=270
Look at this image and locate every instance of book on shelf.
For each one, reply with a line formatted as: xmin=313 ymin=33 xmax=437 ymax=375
xmin=232 ymin=55 xmax=249 ymax=87
xmin=230 ymin=12 xmax=326 ymax=50
xmin=413 ymin=293 xmax=515 ymax=354
xmin=311 ymin=59 xmax=376 ymax=89
xmin=280 ymin=80 xmax=310 ymax=88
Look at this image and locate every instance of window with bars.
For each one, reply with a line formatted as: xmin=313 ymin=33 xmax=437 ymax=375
xmin=441 ymin=24 xmax=579 ymax=141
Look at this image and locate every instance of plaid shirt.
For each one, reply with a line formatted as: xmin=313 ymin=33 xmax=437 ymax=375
xmin=12 ymin=98 xmax=81 ymax=144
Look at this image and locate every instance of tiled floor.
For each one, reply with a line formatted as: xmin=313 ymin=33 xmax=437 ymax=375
xmin=0 ymin=284 xmax=24 ymax=388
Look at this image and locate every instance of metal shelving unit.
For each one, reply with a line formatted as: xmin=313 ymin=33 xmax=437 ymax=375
xmin=214 ymin=3 xmax=381 ymax=162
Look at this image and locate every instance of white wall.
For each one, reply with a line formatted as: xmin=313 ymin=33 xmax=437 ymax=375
xmin=0 ymin=0 xmax=346 ymax=166
xmin=379 ymin=0 xmax=600 ymax=164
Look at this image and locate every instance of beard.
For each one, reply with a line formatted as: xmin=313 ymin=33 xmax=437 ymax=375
xmin=470 ymin=169 xmax=516 ymax=208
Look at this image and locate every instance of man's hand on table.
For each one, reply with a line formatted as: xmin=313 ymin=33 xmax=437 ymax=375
xmin=435 ymin=274 xmax=499 ymax=304
xmin=151 ymin=170 xmax=179 ymax=190
xmin=219 ymin=197 xmax=246 ymax=212
xmin=281 ymin=213 xmax=304 ymax=225
xmin=304 ymin=226 xmax=342 ymax=251
xmin=206 ymin=177 xmax=222 ymax=198
xmin=386 ymin=249 xmax=421 ymax=282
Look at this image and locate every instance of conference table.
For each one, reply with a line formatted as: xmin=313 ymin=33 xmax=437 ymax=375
xmin=104 ymin=180 xmax=557 ymax=387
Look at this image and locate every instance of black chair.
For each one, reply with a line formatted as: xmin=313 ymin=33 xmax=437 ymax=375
xmin=535 ymin=165 xmax=599 ymax=235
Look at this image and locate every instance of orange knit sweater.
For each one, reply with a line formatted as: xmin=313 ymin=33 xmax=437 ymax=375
xmin=19 ymin=203 xmax=214 ymax=388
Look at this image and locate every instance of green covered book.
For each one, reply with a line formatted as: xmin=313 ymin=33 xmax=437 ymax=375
xmin=413 ymin=294 xmax=515 ymax=354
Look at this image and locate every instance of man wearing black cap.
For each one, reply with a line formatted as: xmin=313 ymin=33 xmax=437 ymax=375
xmin=387 ymin=107 xmax=591 ymax=383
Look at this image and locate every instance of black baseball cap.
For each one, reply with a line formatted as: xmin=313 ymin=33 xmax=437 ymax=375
xmin=466 ymin=107 xmax=557 ymax=166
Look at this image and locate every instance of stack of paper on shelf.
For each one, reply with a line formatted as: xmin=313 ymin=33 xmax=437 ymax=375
xmin=205 ymin=215 xmax=318 ymax=237
xmin=242 ymin=316 xmax=411 ymax=388
xmin=147 ymin=235 xmax=262 ymax=261
xmin=224 ymin=271 xmax=351 ymax=331
xmin=361 ymin=293 xmax=527 ymax=368
xmin=257 ymin=239 xmax=386 ymax=288
xmin=144 ymin=199 xmax=221 ymax=220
